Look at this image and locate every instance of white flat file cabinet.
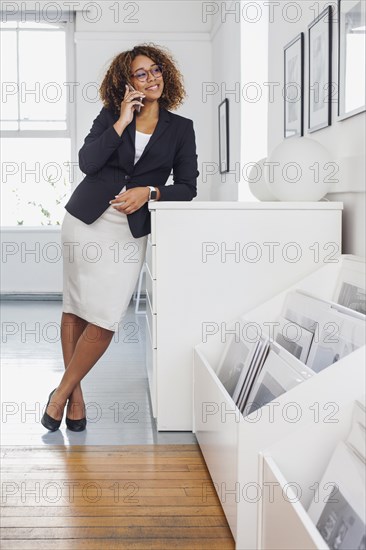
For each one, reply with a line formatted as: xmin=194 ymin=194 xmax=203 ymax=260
xmin=193 ymin=255 xmax=364 ymax=549
xmin=145 ymin=201 xmax=343 ymax=431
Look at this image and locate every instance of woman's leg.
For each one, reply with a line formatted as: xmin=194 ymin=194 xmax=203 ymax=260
xmin=46 ymin=322 xmax=114 ymax=420
xmin=60 ymin=312 xmax=88 ymax=420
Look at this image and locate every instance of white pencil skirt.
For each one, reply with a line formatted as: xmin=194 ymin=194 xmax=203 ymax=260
xmin=61 ymin=203 xmax=148 ymax=332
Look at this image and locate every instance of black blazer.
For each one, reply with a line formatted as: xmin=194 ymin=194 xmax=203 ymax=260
xmin=64 ymin=105 xmax=199 ymax=238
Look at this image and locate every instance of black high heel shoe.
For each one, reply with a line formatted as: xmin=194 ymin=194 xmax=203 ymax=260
xmin=66 ymin=401 xmax=87 ymax=432
xmin=41 ymin=388 xmax=64 ymax=431
xmin=66 ymin=416 xmax=87 ymax=432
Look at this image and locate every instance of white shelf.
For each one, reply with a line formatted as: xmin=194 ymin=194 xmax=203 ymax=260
xmin=193 ymin=255 xmax=366 ymax=549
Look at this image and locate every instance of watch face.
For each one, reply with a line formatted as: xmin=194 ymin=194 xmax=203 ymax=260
xmin=150 ymin=190 xmax=157 ymax=200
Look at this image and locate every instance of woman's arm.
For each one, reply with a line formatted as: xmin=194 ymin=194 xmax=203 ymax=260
xmin=155 ymin=119 xmax=199 ymax=201
xmin=78 ymin=108 xmax=126 ymax=176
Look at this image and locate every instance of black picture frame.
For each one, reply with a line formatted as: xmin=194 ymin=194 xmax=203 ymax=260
xmin=338 ymin=0 xmax=366 ymax=121
xmin=284 ymin=33 xmax=304 ymax=139
xmin=308 ymin=5 xmax=333 ymax=133
xmin=218 ymin=98 xmax=229 ymax=174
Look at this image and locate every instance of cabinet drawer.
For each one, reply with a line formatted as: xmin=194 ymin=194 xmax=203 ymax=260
xmin=146 ymin=291 xmax=157 ymax=349
xmin=149 ymin=212 xmax=156 ymax=245
xmin=145 ymin=319 xmax=157 ymax=418
xmin=145 ymin=264 xmax=157 ymax=313
xmin=145 ymin=239 xmax=156 ymax=279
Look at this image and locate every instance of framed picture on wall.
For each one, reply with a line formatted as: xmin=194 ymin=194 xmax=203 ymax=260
xmin=338 ymin=0 xmax=366 ymax=120
xmin=308 ymin=6 xmax=333 ymax=132
xmin=218 ymin=98 xmax=229 ymax=173
xmin=284 ymin=33 xmax=304 ymax=138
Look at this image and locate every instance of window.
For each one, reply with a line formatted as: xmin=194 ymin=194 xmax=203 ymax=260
xmin=0 ymin=12 xmax=75 ymax=226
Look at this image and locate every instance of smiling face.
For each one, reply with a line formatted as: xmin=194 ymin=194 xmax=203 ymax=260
xmin=129 ymin=54 xmax=164 ymax=101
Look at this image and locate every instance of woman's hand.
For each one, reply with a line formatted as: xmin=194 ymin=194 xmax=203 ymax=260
xmin=118 ymin=85 xmax=145 ymax=127
xmin=109 ymin=187 xmax=150 ymax=214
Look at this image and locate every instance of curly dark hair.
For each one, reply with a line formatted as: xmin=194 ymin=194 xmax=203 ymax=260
xmin=99 ymin=43 xmax=186 ymax=114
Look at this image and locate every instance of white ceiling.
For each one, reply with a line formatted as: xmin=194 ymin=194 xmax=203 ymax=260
xmin=11 ymin=1 xmax=217 ymax=33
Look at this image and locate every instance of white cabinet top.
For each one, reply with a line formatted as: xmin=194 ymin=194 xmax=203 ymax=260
xmin=148 ymin=201 xmax=344 ymax=211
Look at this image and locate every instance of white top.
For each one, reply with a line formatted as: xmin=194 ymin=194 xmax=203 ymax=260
xmin=117 ymin=130 xmax=152 ymax=197
xmin=134 ymin=130 xmax=152 ymax=165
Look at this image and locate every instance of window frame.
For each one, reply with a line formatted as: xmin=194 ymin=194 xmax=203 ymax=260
xmin=0 ymin=14 xmax=76 ymax=139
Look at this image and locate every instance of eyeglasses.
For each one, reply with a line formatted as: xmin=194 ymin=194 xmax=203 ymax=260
xmin=130 ymin=64 xmax=163 ymax=82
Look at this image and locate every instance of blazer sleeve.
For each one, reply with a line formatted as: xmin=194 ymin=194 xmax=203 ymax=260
xmin=78 ymin=107 xmax=124 ymax=176
xmin=156 ymin=119 xmax=199 ymax=201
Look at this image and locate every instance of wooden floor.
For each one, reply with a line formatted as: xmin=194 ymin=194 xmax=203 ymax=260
xmin=1 ymin=444 xmax=235 ymax=549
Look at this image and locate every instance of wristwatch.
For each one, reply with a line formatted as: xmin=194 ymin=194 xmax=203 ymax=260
xmin=148 ymin=186 xmax=158 ymax=201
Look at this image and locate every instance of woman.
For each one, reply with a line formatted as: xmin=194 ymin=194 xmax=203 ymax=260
xmin=41 ymin=43 xmax=199 ymax=432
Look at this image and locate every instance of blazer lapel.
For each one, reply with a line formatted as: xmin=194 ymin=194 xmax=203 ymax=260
xmin=125 ymin=105 xmax=170 ymax=169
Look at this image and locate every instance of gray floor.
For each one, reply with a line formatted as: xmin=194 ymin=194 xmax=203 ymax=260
xmin=0 ymin=298 xmax=197 ymax=446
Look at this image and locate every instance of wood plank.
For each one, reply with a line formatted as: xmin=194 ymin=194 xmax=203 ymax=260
xmin=187 ymin=464 xmax=208 ymax=471
xmin=2 ymin=458 xmax=205 ymax=465
xmin=0 ymin=479 xmax=212 ymax=491
xmin=1 ymin=526 xmax=233 ymax=539
xmin=0 ymin=444 xmax=199 ymax=451
xmin=1 ymin=516 xmax=229 ymax=528
xmin=0 ymin=471 xmax=211 ymax=480
xmin=2 ymin=446 xmax=203 ymax=457
xmin=0 ymin=538 xmax=235 ymax=549
xmin=1 ymin=496 xmax=220 ymax=506
xmin=1 ymin=465 xmax=194 ymax=473
xmin=1 ymin=505 xmax=225 ymax=517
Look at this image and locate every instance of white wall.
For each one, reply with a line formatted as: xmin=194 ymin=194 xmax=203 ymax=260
xmin=240 ymin=0 xmax=269 ymax=201
xmin=207 ymin=1 xmax=269 ymax=202
xmin=267 ymin=0 xmax=365 ymax=256
xmin=209 ymin=2 xmax=242 ymax=200
xmin=1 ymin=229 xmax=63 ymax=294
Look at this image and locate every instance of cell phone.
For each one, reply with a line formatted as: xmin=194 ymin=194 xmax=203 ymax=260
xmin=127 ymin=83 xmax=144 ymax=113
